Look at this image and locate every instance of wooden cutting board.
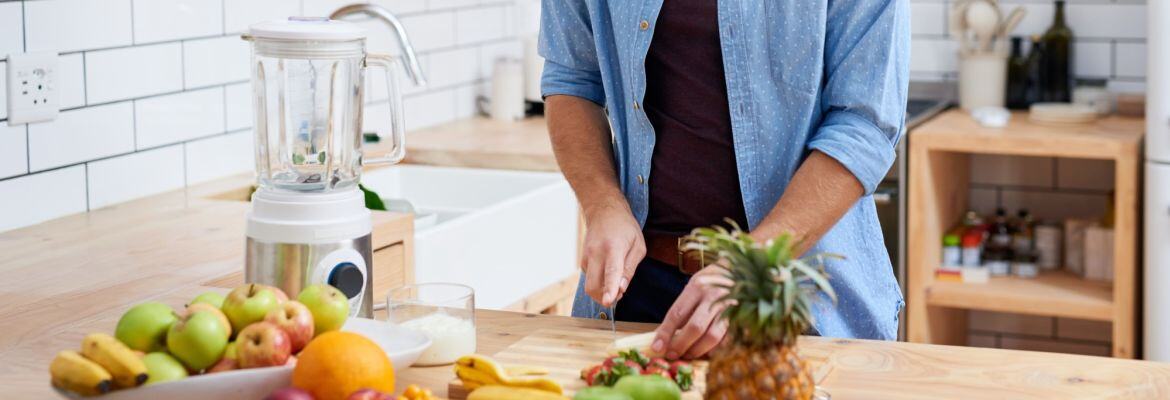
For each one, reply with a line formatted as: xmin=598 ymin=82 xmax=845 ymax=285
xmin=447 ymin=328 xmax=832 ymax=399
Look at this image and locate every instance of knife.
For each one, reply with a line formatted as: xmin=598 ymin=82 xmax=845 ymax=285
xmin=609 ymin=304 xmax=617 ymax=339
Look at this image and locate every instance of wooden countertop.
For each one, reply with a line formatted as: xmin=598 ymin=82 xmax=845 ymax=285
xmin=911 ymin=110 xmax=1144 ymax=160
xmin=381 ymin=116 xmax=558 ymax=172
xmin=0 ymin=175 xmax=413 ymax=398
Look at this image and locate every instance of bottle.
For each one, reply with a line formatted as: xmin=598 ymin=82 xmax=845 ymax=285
xmin=1012 ymin=209 xmax=1035 ymax=255
xmin=989 ymin=208 xmax=1013 ymax=256
xmin=942 ymin=234 xmax=962 ymax=269
xmin=1039 ymin=0 xmax=1075 ymax=102
xmin=1007 ymin=37 xmax=1030 ymax=109
xmin=1026 ymin=35 xmax=1045 ymax=105
xmin=961 ymin=231 xmax=983 ymax=267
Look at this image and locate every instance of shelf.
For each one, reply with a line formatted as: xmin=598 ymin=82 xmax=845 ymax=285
xmin=926 ymin=270 xmax=1113 ymax=321
xmin=912 ymin=110 xmax=1144 ymax=160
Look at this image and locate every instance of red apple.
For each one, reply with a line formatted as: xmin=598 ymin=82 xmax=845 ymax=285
xmin=206 ymin=357 xmax=238 ymax=374
xmin=237 ymin=322 xmax=291 ymax=369
xmin=346 ymin=388 xmax=393 ymax=400
xmin=263 ymin=301 xmax=314 ymax=353
xmin=266 ymin=387 xmax=315 ymax=400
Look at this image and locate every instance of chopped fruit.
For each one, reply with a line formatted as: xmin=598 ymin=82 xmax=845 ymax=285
xmin=582 ymin=348 xmax=695 ymax=392
xmin=397 ymin=384 xmax=437 ymax=400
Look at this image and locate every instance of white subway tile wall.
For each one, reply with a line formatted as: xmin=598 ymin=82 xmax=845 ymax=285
xmin=1 ymin=0 xmax=522 ymax=231
xmin=0 ymin=3 xmax=22 ymax=59
xmin=909 ymin=0 xmax=1148 ymax=85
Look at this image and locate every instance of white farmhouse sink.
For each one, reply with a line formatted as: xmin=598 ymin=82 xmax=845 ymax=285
xmin=360 ymin=165 xmax=579 ymax=310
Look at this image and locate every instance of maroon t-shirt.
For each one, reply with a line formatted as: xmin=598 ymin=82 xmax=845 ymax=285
xmin=642 ymin=0 xmax=748 ymax=236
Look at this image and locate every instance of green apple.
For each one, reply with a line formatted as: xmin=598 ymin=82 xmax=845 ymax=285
xmin=166 ymin=311 xmax=229 ymax=371
xmin=115 ymin=302 xmax=178 ymax=352
xmin=190 ymin=292 xmax=226 ymax=309
xmin=297 ymin=284 xmax=350 ymax=336
xmin=142 ymin=352 xmax=188 ymax=385
xmin=222 ymin=284 xmax=283 ymax=333
xmin=185 ymin=302 xmax=232 ymax=340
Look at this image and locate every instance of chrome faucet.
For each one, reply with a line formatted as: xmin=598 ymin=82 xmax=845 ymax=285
xmin=330 ymin=4 xmax=427 ymax=87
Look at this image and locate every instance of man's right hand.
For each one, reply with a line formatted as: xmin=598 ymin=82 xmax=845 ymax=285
xmin=581 ymin=200 xmax=646 ymax=307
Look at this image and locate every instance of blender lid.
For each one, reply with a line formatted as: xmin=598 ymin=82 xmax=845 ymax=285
xmin=248 ymin=17 xmax=366 ymax=41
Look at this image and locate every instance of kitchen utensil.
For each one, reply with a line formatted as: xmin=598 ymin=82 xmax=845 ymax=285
xmin=1029 ymin=103 xmax=1099 ymax=124
xmin=387 ymin=283 xmax=476 ymax=366
xmin=243 ymin=16 xmax=420 ymax=319
xmin=998 ymin=7 xmax=1026 ymax=40
xmin=950 ymin=0 xmax=975 ymax=55
xmin=609 ymin=304 xmax=617 ymax=339
xmin=966 ymin=0 xmax=1001 ymax=53
xmin=53 ymin=317 xmax=430 ymax=400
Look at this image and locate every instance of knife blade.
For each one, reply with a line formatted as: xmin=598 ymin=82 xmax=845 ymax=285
xmin=609 ymin=304 xmax=617 ymax=339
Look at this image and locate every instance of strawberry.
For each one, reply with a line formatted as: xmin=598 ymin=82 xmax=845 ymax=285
xmin=647 ymin=357 xmax=671 ymax=372
xmin=581 ymin=364 xmax=609 ymax=386
xmin=643 ymin=365 xmax=671 ymax=379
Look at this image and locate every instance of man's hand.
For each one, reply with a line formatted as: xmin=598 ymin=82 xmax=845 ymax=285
xmin=581 ymin=201 xmax=646 ymax=307
xmin=651 ymin=264 xmax=732 ymax=359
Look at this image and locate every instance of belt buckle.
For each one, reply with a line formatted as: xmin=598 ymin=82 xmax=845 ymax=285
xmin=676 ymin=237 xmax=704 ymax=275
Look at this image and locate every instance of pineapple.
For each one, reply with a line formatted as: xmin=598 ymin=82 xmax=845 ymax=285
xmin=685 ymin=222 xmax=837 ymax=400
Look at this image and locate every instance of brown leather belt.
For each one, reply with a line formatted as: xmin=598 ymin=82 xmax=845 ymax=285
xmin=644 ymin=232 xmax=707 ymax=275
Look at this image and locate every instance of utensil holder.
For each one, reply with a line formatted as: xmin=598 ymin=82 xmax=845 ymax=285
xmin=959 ymin=52 xmax=1008 ymax=110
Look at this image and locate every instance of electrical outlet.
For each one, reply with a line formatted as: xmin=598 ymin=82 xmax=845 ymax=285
xmin=6 ymin=52 xmax=60 ymax=125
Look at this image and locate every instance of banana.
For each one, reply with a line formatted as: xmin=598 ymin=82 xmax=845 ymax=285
xmin=455 ymin=365 xmax=501 ymax=386
xmin=466 ymin=386 xmax=569 ymax=400
xmin=81 ymin=333 xmax=149 ymax=388
xmin=455 ymin=355 xmax=563 ymax=395
xmin=504 ymin=365 xmax=549 ymax=376
xmin=503 ymin=375 xmax=563 ymax=394
xmin=50 ymin=351 xmax=113 ymax=397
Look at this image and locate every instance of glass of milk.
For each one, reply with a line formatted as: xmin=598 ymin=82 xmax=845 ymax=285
xmin=386 ymin=283 xmax=476 ymax=366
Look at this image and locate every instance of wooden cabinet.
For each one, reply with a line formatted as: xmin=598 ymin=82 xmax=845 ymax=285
xmin=372 ymin=243 xmax=409 ymax=301
xmin=906 ymin=110 xmax=1143 ymax=358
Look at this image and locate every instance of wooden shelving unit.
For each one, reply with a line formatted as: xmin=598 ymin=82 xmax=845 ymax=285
xmin=907 ymin=110 xmax=1144 ymax=358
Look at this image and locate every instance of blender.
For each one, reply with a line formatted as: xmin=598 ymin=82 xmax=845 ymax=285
xmin=242 ymin=17 xmax=414 ymax=318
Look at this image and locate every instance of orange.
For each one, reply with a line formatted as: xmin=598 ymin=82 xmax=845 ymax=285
xmin=292 ymin=331 xmax=395 ymax=400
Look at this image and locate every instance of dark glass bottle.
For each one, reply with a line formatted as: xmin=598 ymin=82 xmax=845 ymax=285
xmin=1006 ymin=37 xmax=1030 ymax=109
xmin=1026 ymin=36 xmax=1045 ymax=104
xmin=1039 ymin=0 xmax=1074 ymax=102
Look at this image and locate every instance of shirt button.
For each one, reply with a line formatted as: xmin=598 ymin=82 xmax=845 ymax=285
xmin=639 ymin=20 xmax=649 ymax=31
xmin=636 ymin=175 xmax=645 ymax=184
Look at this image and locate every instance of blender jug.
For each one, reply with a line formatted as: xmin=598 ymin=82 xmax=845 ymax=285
xmin=246 ymin=17 xmax=404 ymax=192
xmin=243 ymin=17 xmax=410 ymax=318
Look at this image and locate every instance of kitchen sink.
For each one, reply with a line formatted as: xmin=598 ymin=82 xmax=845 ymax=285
xmin=360 ymin=165 xmax=579 ymax=309
xmin=215 ymin=165 xmax=580 ymax=309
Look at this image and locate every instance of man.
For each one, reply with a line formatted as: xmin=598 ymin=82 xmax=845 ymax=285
xmin=540 ymin=0 xmax=908 ymax=360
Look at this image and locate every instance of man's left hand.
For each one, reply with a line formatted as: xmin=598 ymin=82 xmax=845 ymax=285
xmin=651 ymin=264 xmax=732 ymax=359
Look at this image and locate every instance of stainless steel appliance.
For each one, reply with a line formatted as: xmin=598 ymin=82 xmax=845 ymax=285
xmin=242 ymin=16 xmax=416 ymax=318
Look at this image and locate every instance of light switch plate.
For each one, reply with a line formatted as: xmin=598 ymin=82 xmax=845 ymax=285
xmin=7 ymin=52 xmax=60 ymax=125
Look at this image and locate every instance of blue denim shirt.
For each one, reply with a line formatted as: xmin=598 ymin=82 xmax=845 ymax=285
xmin=540 ymin=0 xmax=909 ymax=340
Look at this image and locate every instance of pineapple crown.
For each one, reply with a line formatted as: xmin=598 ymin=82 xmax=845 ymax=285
xmin=685 ymin=221 xmax=838 ymax=347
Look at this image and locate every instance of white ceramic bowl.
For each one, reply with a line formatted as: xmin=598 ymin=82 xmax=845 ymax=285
xmin=55 ymin=317 xmax=431 ymax=400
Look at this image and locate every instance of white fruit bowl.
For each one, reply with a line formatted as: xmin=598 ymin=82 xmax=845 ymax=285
xmin=54 ymin=317 xmax=431 ymax=400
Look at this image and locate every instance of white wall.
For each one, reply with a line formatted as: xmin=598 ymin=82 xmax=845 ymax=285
xmin=0 ymin=0 xmax=522 ymax=232
xmin=910 ymin=0 xmax=1148 ymax=92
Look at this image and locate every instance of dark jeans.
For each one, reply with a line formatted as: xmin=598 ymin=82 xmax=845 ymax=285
xmin=614 ymin=257 xmax=692 ymax=323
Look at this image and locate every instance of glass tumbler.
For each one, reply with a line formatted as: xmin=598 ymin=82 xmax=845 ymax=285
xmin=387 ymin=283 xmax=476 ymax=366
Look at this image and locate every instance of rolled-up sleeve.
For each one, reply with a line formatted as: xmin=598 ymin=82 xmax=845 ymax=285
xmin=538 ymin=0 xmax=605 ymax=106
xmin=807 ymin=0 xmax=909 ymax=195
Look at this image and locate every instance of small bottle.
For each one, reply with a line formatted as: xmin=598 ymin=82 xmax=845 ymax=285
xmin=984 ymin=246 xmax=1011 ymax=276
xmin=1012 ymin=251 xmax=1039 ymax=278
xmin=1026 ymin=35 xmax=1045 ymax=105
xmin=961 ymin=231 xmax=983 ymax=267
xmin=1007 ymin=37 xmax=1030 ymax=109
xmin=1039 ymin=0 xmax=1075 ymax=102
xmin=989 ymin=208 xmax=1013 ymax=258
xmin=1012 ymin=209 xmax=1035 ymax=255
xmin=942 ymin=234 xmax=962 ymax=269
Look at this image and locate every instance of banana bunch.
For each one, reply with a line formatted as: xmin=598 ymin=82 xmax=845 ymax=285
xmin=454 ymin=354 xmax=563 ymax=394
xmin=51 ymin=333 xmax=149 ymax=396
